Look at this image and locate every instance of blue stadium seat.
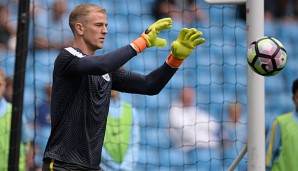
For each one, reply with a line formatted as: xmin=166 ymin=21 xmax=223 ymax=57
xmin=223 ymin=83 xmax=238 ymax=102
xmin=265 ymin=75 xmax=286 ymax=94
xmin=210 ymin=83 xmax=224 ymax=103
xmin=0 ymin=50 xmax=15 ymax=76
xmin=196 ymin=65 xmax=211 ymax=86
xmin=157 ymin=108 xmax=170 ymax=128
xmin=280 ymin=22 xmax=298 ymax=43
xmin=210 ymin=64 xmax=224 ymax=84
xmin=223 ymin=45 xmax=237 ymax=65
xmin=222 ymin=5 xmax=238 ymax=22
xmin=235 ymin=65 xmax=246 ymax=85
xmin=196 ymin=85 xmax=211 ymax=104
xmin=223 ymin=65 xmax=236 ymax=84
xmin=209 ymin=26 xmax=224 ymax=46
xmin=137 ymin=146 xmax=160 ymax=166
xmin=168 ymin=70 xmax=184 ymax=89
xmin=235 ymin=25 xmax=246 ymax=47
xmin=265 ymin=21 xmax=279 ymax=37
xmin=140 ymin=127 xmax=171 ymax=148
xmin=209 ymin=45 xmax=223 ymax=65
xmin=209 ymin=5 xmax=224 ymax=25
xmin=159 ymin=148 xmax=187 ymax=167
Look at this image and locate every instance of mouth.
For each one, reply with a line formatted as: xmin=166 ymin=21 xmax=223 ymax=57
xmin=99 ymin=38 xmax=105 ymax=42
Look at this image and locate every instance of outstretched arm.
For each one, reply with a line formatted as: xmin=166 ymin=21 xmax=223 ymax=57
xmin=75 ymin=18 xmax=173 ymax=75
xmin=111 ymin=63 xmax=177 ymax=95
xmin=112 ymin=28 xmax=206 ymax=95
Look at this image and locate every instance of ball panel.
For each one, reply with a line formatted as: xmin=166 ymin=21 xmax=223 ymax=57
xmin=258 ymin=39 xmax=277 ymax=56
xmin=247 ymin=43 xmax=256 ymax=63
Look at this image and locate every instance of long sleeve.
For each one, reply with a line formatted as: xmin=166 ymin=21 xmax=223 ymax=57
xmin=265 ymin=119 xmax=282 ymax=171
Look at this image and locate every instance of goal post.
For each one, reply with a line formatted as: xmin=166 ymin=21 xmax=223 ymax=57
xmin=246 ymin=1 xmax=265 ymax=171
xmin=204 ymin=0 xmax=265 ymax=171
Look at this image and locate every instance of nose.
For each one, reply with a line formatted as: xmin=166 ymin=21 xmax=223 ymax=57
xmin=103 ymin=26 xmax=108 ymax=34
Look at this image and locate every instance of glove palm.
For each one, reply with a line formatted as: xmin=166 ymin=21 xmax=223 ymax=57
xmin=171 ymin=28 xmax=205 ymax=60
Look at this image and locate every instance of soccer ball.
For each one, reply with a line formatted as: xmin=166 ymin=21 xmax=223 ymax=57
xmin=247 ymin=36 xmax=287 ymax=76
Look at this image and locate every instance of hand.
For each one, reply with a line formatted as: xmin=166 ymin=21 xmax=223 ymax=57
xmin=132 ymin=18 xmax=172 ymax=53
xmin=142 ymin=18 xmax=172 ymax=47
xmin=171 ymin=28 xmax=205 ymax=60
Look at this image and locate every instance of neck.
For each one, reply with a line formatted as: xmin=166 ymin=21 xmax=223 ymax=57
xmin=73 ymin=38 xmax=95 ymax=55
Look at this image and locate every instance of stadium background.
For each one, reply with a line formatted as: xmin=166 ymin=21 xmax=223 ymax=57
xmin=1 ymin=0 xmax=297 ymax=170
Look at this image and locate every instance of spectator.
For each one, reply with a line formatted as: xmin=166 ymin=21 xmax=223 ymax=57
xmin=222 ymin=102 xmax=247 ymax=170
xmin=265 ymin=78 xmax=298 ymax=170
xmin=100 ymin=90 xmax=140 ymax=171
xmin=265 ymin=0 xmax=298 ymax=22
xmin=0 ymin=5 xmax=15 ymax=52
xmin=169 ymin=87 xmax=221 ymax=170
xmin=152 ymin=0 xmax=206 ymax=25
xmin=169 ymin=87 xmax=220 ymax=152
xmin=35 ymin=84 xmax=52 ymax=170
xmin=34 ymin=0 xmax=72 ymax=50
xmin=0 ymin=68 xmax=26 ymax=171
xmin=4 ymin=76 xmax=13 ymax=103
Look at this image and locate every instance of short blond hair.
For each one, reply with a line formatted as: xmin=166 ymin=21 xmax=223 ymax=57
xmin=69 ymin=4 xmax=106 ymax=34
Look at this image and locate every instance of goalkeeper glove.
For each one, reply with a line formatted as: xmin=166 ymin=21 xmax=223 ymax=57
xmin=132 ymin=18 xmax=172 ymax=53
xmin=167 ymin=28 xmax=206 ymax=68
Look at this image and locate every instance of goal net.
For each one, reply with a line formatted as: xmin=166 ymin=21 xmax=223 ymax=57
xmin=2 ymin=0 xmax=295 ymax=170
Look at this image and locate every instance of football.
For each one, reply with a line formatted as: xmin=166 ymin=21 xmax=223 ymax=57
xmin=247 ymin=36 xmax=287 ymax=76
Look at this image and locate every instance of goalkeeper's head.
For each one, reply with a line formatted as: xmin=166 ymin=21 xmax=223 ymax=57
xmin=69 ymin=4 xmax=108 ymax=53
xmin=292 ymin=78 xmax=298 ymax=111
xmin=69 ymin=4 xmax=106 ymax=34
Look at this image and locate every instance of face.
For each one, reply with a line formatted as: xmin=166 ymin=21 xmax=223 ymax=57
xmin=82 ymin=11 xmax=108 ymax=51
xmin=293 ymin=91 xmax=298 ymax=111
xmin=229 ymin=104 xmax=242 ymax=122
xmin=0 ymin=75 xmax=6 ymax=99
xmin=111 ymin=90 xmax=119 ymax=100
xmin=53 ymin=0 xmax=67 ymax=16
xmin=182 ymin=88 xmax=194 ymax=106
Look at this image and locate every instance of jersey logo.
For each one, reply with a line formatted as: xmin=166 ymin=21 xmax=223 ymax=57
xmin=102 ymin=74 xmax=110 ymax=81
xmin=65 ymin=47 xmax=85 ymax=58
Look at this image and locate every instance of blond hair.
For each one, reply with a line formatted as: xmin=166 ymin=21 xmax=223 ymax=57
xmin=69 ymin=4 xmax=106 ymax=34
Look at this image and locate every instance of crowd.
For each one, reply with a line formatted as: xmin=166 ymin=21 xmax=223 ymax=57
xmin=1 ymin=0 xmax=298 ymax=170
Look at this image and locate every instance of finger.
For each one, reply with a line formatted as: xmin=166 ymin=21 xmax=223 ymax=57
xmin=178 ymin=28 xmax=189 ymax=40
xmin=189 ymin=31 xmax=202 ymax=42
xmin=154 ymin=38 xmax=167 ymax=47
xmin=146 ymin=18 xmax=172 ymax=33
xmin=185 ymin=28 xmax=197 ymax=40
xmin=155 ymin=19 xmax=173 ymax=31
xmin=193 ymin=38 xmax=206 ymax=47
xmin=154 ymin=18 xmax=172 ymax=25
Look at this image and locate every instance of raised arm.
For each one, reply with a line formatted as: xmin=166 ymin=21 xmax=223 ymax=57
xmin=112 ymin=28 xmax=206 ymax=95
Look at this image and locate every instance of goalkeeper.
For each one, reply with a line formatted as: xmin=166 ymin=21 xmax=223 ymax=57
xmin=42 ymin=4 xmax=205 ymax=171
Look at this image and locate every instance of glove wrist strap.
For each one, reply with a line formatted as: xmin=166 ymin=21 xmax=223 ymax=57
xmin=132 ymin=37 xmax=147 ymax=53
xmin=166 ymin=53 xmax=184 ymax=68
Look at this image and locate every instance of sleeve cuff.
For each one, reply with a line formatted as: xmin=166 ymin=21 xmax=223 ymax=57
xmin=131 ymin=37 xmax=147 ymax=53
xmin=166 ymin=53 xmax=184 ymax=68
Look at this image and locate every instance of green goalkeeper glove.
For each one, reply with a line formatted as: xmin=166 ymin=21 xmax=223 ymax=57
xmin=167 ymin=28 xmax=205 ymax=68
xmin=132 ymin=18 xmax=172 ymax=53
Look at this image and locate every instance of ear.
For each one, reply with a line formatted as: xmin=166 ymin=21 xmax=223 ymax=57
xmin=75 ymin=23 xmax=84 ymax=36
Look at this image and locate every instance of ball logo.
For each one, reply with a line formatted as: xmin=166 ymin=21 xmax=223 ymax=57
xmin=102 ymin=74 xmax=110 ymax=81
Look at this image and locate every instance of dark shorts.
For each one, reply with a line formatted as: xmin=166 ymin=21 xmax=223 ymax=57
xmin=42 ymin=158 xmax=102 ymax=171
